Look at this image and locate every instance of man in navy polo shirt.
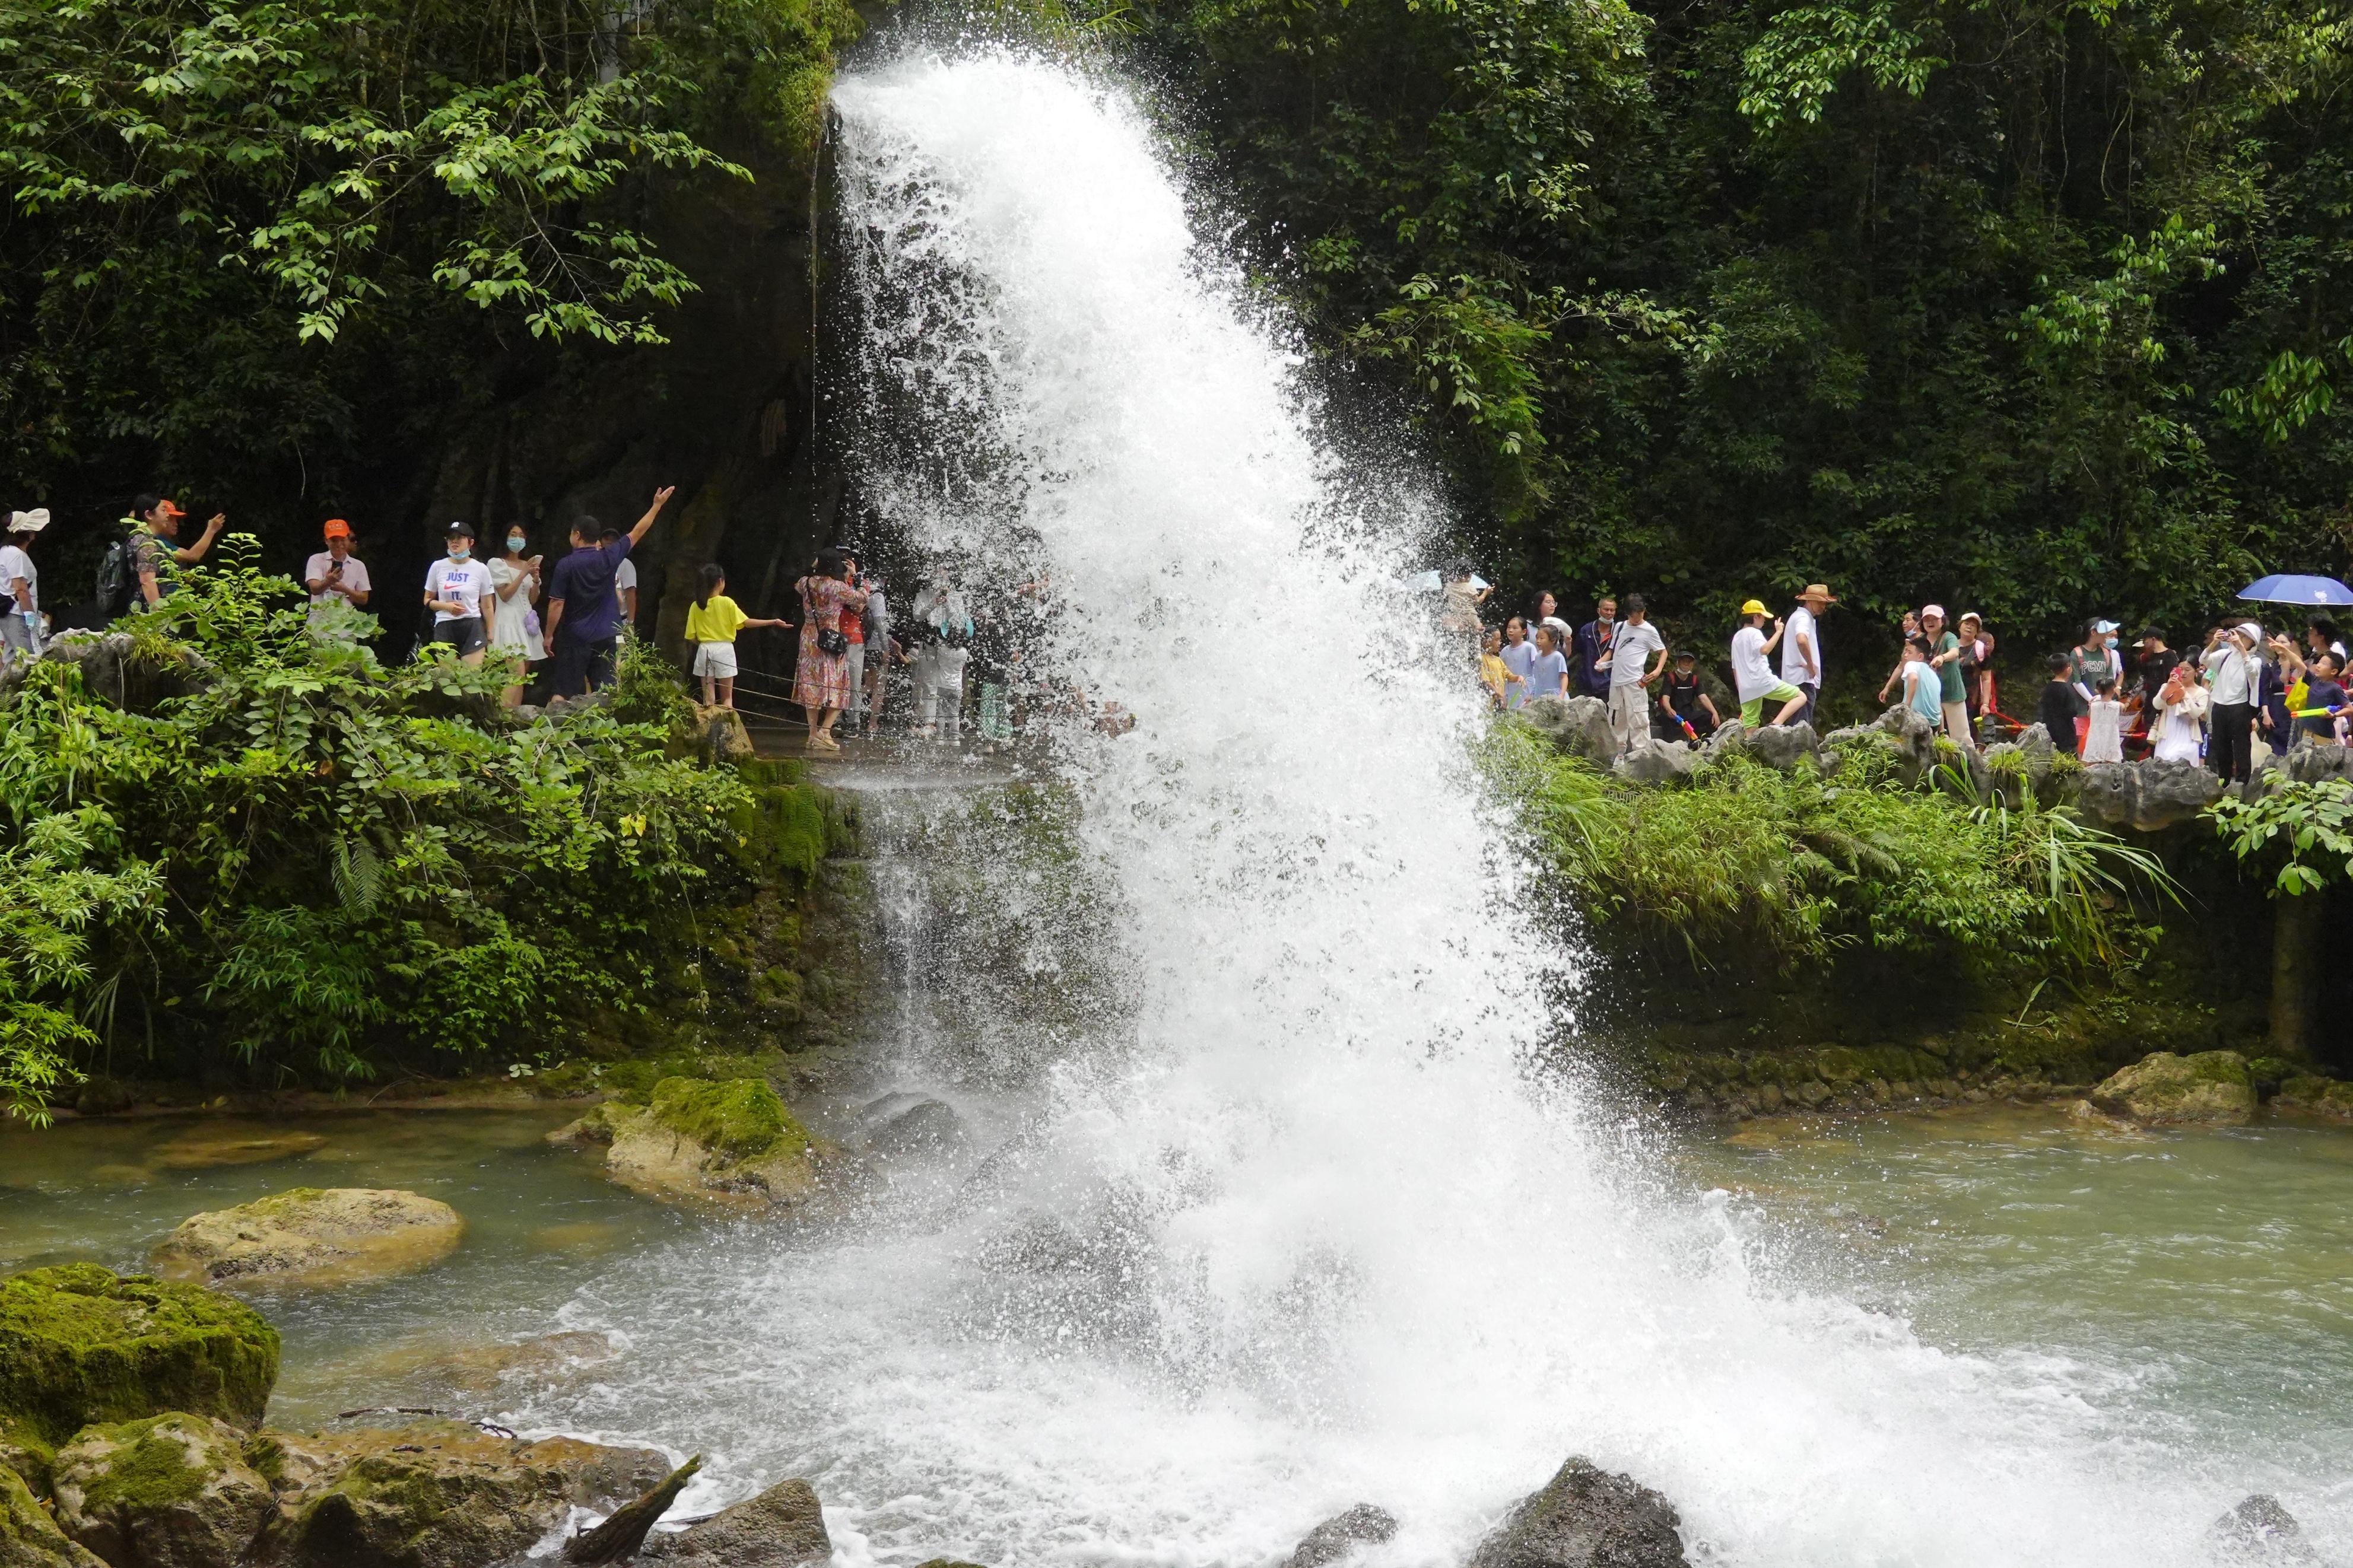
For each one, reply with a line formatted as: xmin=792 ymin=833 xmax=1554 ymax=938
xmin=543 ymin=485 xmax=675 ymax=698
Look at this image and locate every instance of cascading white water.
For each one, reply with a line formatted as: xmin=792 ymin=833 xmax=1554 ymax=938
xmin=529 ymin=51 xmax=2344 ymax=1567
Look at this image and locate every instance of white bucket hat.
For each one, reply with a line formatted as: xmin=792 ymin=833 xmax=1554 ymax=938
xmin=7 ymin=508 xmax=49 ymax=535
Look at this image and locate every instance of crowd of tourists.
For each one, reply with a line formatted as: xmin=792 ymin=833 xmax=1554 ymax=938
xmin=1457 ymin=564 xmax=2351 ymax=781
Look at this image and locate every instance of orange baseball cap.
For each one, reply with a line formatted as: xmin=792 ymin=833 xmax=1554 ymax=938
xmin=322 ymin=519 xmax=351 ymax=539
xmin=156 ymin=500 xmax=185 ymax=519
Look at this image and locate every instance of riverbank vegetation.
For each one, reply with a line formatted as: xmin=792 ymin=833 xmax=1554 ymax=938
xmin=0 ymin=560 xmax=847 ymax=1120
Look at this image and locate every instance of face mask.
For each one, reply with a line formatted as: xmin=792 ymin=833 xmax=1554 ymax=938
xmin=2104 ymin=635 xmax=2118 ymax=650
xmin=447 ymin=545 xmax=470 ymax=561
xmin=507 ymin=536 xmax=527 ymax=554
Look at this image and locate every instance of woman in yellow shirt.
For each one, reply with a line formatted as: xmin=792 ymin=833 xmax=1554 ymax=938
xmin=684 ymin=564 xmax=790 ymax=709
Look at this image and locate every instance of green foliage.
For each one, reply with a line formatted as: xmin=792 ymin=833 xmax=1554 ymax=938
xmin=2211 ymin=777 xmax=2353 ymax=896
xmin=1479 ymin=717 xmax=2176 ymax=972
xmin=0 ymin=552 xmax=753 ymax=1111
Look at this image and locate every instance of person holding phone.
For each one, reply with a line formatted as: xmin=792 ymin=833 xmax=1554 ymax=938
xmin=303 ymin=520 xmax=371 ymax=625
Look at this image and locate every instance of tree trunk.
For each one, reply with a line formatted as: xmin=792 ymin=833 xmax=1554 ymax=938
xmin=2271 ymin=893 xmax=2326 ymax=1057
xmin=566 ymin=1456 xmax=701 ymax=1564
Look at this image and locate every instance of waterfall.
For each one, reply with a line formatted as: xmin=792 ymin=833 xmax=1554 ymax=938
xmin=535 ymin=50 xmax=2303 ymax=1567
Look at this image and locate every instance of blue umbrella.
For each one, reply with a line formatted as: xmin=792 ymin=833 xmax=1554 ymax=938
xmin=2238 ymin=574 xmax=2353 ymax=607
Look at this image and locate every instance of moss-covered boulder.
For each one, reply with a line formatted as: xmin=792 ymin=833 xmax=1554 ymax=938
xmin=642 ymin=1477 xmax=829 ymax=1567
xmin=2273 ymin=1075 xmax=2353 ymax=1121
xmin=576 ymin=1078 xmax=821 ymax=1209
xmin=0 ymin=1267 xmax=278 ymax=1468
xmin=0 ymin=1463 xmax=103 ymax=1568
xmin=52 ymin=1413 xmax=273 ymax=1568
xmin=2089 ymin=1051 xmax=2256 ymax=1125
xmin=151 ymin=1189 xmax=464 ymax=1289
xmin=256 ymin=1420 xmax=669 ymax=1568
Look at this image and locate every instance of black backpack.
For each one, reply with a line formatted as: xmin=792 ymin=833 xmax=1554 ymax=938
xmin=93 ymin=527 xmax=144 ymax=618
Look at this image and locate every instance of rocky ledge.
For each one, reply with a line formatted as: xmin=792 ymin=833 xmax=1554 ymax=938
xmin=2086 ymin=1050 xmax=2257 ymax=1125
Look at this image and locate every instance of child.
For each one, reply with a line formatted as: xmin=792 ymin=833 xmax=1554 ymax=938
xmin=1901 ymin=634 xmax=1942 ymax=730
xmin=684 ymin=564 xmax=789 ymax=709
xmin=1478 ymin=628 xmax=1513 ymax=710
xmin=2082 ymin=676 xmax=2125 ymax=763
xmin=1526 ymin=623 xmax=1570 ymax=704
xmin=2038 ymin=651 xmax=2088 ymax=755
xmin=911 ymin=618 xmax=971 ymax=739
xmin=1498 ymin=616 xmax=1536 ymax=710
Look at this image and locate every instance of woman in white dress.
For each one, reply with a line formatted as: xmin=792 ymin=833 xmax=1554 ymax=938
xmin=488 ymin=527 xmax=546 ymax=708
xmin=2149 ymin=662 xmax=2207 ymax=765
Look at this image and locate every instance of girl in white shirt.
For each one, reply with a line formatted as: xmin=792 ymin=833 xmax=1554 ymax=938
xmin=2081 ymin=678 xmax=2125 ymax=764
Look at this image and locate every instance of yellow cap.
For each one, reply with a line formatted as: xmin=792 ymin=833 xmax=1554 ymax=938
xmin=1739 ymin=599 xmax=1768 ymax=616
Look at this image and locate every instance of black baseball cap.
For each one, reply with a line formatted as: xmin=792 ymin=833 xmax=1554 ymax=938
xmin=444 ymin=520 xmax=477 ymax=539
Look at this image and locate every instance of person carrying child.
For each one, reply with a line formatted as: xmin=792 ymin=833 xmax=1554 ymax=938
xmin=684 ymin=563 xmax=790 ymax=710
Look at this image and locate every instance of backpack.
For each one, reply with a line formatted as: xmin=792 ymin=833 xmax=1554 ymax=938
xmin=93 ymin=526 xmax=144 ymax=618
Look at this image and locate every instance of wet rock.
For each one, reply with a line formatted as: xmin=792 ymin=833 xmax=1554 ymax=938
xmin=0 ymin=1265 xmax=278 ymax=1462
xmin=695 ymin=706 xmax=755 ymax=765
xmin=2272 ymin=1076 xmax=2353 ymax=1121
xmin=644 ymin=1477 xmax=830 ymax=1568
xmin=0 ymin=1464 xmax=103 ymax=1568
xmin=1521 ymin=696 xmax=1616 ymax=765
xmin=864 ymin=1098 xmax=968 ymax=1160
xmin=1466 ymin=1457 xmax=1688 ymax=1568
xmin=151 ymin=1189 xmax=464 ymax=1289
xmin=150 ymin=1129 xmax=328 ymax=1171
xmin=547 ymin=1101 xmax=632 ymax=1147
xmin=2073 ymin=760 xmax=2224 ymax=832
xmin=70 ymin=1080 xmax=136 ymax=1119
xmin=1746 ymin=720 xmax=1820 ymax=772
xmin=378 ymin=1331 xmax=622 ymax=1397
xmin=1612 ymin=739 xmax=1695 ymax=785
xmin=52 ymin=1413 xmax=273 ymax=1568
xmin=2090 ymin=1051 xmax=2256 ymax=1125
xmin=1285 ymin=1503 xmax=1398 ymax=1568
xmin=2210 ymin=1493 xmax=2322 ymax=1564
xmin=258 ymin=1419 xmax=670 ymax=1568
xmin=596 ymin=1078 xmax=820 ymax=1208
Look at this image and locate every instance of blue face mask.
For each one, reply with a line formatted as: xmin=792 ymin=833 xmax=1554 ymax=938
xmin=507 ymin=536 xmax=527 ymax=554
xmin=447 ymin=545 xmax=470 ymax=562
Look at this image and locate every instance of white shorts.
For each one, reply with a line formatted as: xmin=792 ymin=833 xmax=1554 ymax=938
xmin=691 ymin=642 xmax=738 ymax=678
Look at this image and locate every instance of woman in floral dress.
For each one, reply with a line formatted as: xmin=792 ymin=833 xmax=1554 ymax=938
xmin=793 ymin=551 xmax=868 ymax=751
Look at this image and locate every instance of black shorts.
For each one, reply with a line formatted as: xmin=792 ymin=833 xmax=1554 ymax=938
xmin=550 ymin=630 xmax=616 ymax=696
xmin=431 ymin=616 xmax=487 ymax=657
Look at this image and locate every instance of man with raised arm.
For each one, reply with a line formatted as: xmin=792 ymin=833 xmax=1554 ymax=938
xmin=543 ymin=486 xmax=675 ymax=699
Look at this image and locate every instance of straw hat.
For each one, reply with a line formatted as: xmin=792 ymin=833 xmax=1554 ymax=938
xmin=1796 ymin=583 xmax=1836 ymax=605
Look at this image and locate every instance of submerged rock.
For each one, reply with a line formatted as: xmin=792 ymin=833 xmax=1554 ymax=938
xmin=373 ymin=1330 xmax=622 ymax=1397
xmin=0 ymin=1464 xmax=103 ymax=1568
xmin=571 ymin=1078 xmax=821 ymax=1209
xmin=0 ymin=1265 xmax=278 ymax=1462
xmin=149 ymin=1130 xmax=328 ymax=1171
xmin=2090 ymin=1051 xmax=2256 ymax=1125
xmin=52 ymin=1413 xmax=273 ymax=1568
xmin=864 ymin=1096 xmax=968 ymax=1160
xmin=151 ymin=1189 xmax=465 ymax=1289
xmin=2210 ymin=1494 xmax=2322 ymax=1564
xmin=258 ymin=1419 xmax=669 ymax=1568
xmin=1285 ymin=1503 xmax=1399 ymax=1568
xmin=1467 ymin=1457 xmax=1688 ymax=1568
xmin=645 ymin=1476 xmax=830 ymax=1567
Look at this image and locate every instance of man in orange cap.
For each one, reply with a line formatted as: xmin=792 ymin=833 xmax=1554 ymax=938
xmin=126 ymin=492 xmax=226 ymax=609
xmin=303 ymin=519 xmax=371 ymax=621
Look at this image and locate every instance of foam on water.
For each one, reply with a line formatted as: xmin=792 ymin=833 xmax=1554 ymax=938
xmin=528 ymin=51 xmax=2344 ymax=1566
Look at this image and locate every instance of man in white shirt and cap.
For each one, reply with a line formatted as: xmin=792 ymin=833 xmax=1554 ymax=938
xmin=1781 ymin=583 xmax=1834 ymax=728
xmin=2200 ymin=620 xmax=2262 ymax=784
xmin=0 ymin=508 xmax=46 ymax=666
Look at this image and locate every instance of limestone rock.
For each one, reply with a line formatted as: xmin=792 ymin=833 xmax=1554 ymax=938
xmin=546 ymin=1102 xmax=633 ymax=1147
xmin=0 ymin=1464 xmax=103 ymax=1568
xmin=150 ymin=1130 xmax=327 ymax=1171
xmin=2073 ymin=760 xmax=2224 ymax=833
xmin=1285 ymin=1503 xmax=1398 ymax=1568
xmin=2210 ymin=1493 xmax=2322 ymax=1565
xmin=1521 ymin=696 xmax=1616 ymax=765
xmin=1746 ymin=720 xmax=1819 ymax=772
xmin=1699 ymin=719 xmax=1747 ymax=763
xmin=2272 ymin=1076 xmax=2353 ymax=1121
xmin=1611 ymin=739 xmax=1695 ymax=786
xmin=644 ymin=1477 xmax=829 ymax=1568
xmin=0 ymin=1266 xmax=278 ymax=1458
xmin=151 ymin=1189 xmax=464 ymax=1289
xmin=863 ymin=1097 xmax=968 ymax=1160
xmin=52 ymin=1413 xmax=273 ymax=1568
xmin=599 ymin=1078 xmax=819 ymax=1208
xmin=2282 ymin=739 xmax=2353 ymax=785
xmin=1466 ymin=1458 xmax=1688 ymax=1568
xmin=2090 ymin=1051 xmax=2256 ymax=1125
xmin=258 ymin=1420 xmax=670 ymax=1568
xmin=696 ymin=706 xmax=755 ymax=765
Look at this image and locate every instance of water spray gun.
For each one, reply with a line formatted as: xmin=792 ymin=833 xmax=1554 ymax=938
xmin=1671 ymin=710 xmax=1700 ymax=743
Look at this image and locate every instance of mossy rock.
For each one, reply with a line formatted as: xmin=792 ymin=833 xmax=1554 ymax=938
xmin=151 ymin=1189 xmax=465 ymax=1290
xmin=593 ymin=1077 xmax=820 ymax=1210
xmin=0 ymin=1266 xmax=278 ymax=1456
xmin=646 ymin=1077 xmax=805 ymax=1160
xmin=0 ymin=1462 xmax=101 ymax=1568
xmin=52 ymin=1412 xmax=274 ymax=1568
xmin=2274 ymin=1075 xmax=2353 ymax=1121
xmin=2090 ymin=1050 xmax=2256 ymax=1125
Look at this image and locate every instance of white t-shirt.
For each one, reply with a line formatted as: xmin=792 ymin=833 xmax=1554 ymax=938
xmin=1732 ymin=625 xmax=1780 ymax=701
xmin=303 ymin=551 xmax=371 ymax=606
xmin=0 ymin=544 xmax=36 ymax=612
xmin=614 ymin=558 xmax=638 ymax=616
xmin=1609 ymin=619 xmax=1665 ymax=688
xmin=1780 ymin=604 xmax=1819 ymax=686
xmin=424 ymin=557 xmax=494 ymax=623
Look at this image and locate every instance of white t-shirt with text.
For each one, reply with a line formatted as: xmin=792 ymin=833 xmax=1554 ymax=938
xmin=1609 ymin=619 xmax=1665 ymax=688
xmin=424 ymin=557 xmax=494 ymax=623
